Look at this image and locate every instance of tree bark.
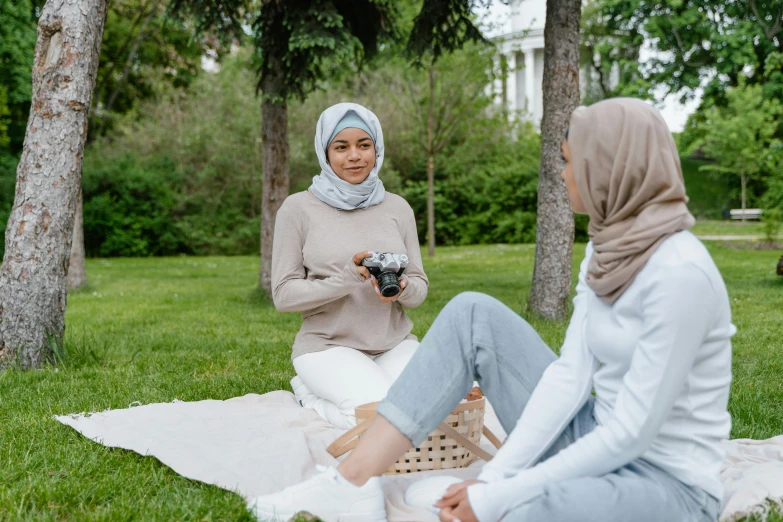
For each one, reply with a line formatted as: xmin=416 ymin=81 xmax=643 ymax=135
xmin=258 ymin=55 xmax=290 ymax=294
xmin=0 ymin=0 xmax=107 ymax=370
xmin=426 ymin=63 xmax=436 ymax=257
xmin=427 ymin=153 xmax=435 ymax=257
xmin=67 ymin=189 xmax=87 ymax=290
xmin=528 ymin=0 xmax=581 ymax=320
xmin=740 ymin=172 xmax=747 ymax=223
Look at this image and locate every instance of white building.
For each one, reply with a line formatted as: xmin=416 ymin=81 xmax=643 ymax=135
xmin=490 ymin=0 xmax=616 ymax=128
xmin=491 ymin=0 xmax=547 ymax=125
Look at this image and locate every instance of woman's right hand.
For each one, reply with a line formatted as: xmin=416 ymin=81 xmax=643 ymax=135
xmin=352 ymin=251 xmax=372 ymax=281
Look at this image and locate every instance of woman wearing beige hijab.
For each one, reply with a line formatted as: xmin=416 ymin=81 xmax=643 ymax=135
xmin=249 ymin=98 xmax=734 ymax=522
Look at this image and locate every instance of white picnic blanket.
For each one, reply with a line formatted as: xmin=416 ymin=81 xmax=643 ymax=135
xmin=55 ymin=392 xmax=783 ymax=522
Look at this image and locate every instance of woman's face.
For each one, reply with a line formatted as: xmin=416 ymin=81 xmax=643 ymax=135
xmin=327 ymin=128 xmax=376 ymax=184
xmin=560 ymin=139 xmax=587 ymax=214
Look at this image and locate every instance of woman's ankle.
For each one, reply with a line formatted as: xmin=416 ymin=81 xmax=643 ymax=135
xmin=336 ymin=462 xmax=371 ymax=487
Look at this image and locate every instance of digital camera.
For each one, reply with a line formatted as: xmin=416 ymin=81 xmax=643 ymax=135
xmin=362 ymin=252 xmax=409 ymax=297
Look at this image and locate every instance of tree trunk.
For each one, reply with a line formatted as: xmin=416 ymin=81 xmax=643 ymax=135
xmin=528 ymin=0 xmax=581 ymax=320
xmin=0 ymin=0 xmax=107 ymax=370
xmin=427 ymin=153 xmax=435 ymax=257
xmin=258 ymin=55 xmax=290 ymax=294
xmin=740 ymin=172 xmax=747 ymax=223
xmin=426 ymin=64 xmax=436 ymax=257
xmin=67 ymin=189 xmax=87 ymax=290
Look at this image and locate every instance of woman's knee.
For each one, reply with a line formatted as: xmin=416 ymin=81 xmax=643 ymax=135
xmin=442 ymin=291 xmax=503 ymax=319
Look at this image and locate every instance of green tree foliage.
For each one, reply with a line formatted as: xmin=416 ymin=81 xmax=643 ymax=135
xmin=170 ymin=0 xmax=398 ymax=101
xmin=5 ymin=46 xmax=541 ymax=258
xmin=688 ymin=82 xmax=783 ymax=215
xmin=407 ymin=0 xmax=487 ymax=61
xmin=591 ymin=0 xmax=783 ymax=106
xmin=80 ymin=53 xmax=263 ymax=257
xmin=90 ymin=0 xmax=206 ymax=135
xmin=0 ymin=87 xmax=10 ymax=149
xmin=580 ymin=0 xmax=651 ymax=104
xmin=402 ymin=117 xmax=541 ymax=246
xmin=761 ymin=141 xmax=783 ymax=212
xmin=370 ymin=42 xmax=498 ymax=255
xmin=0 ymin=0 xmax=38 ymax=152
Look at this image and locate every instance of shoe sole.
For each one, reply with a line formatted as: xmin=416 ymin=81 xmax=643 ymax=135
xmin=253 ymin=508 xmax=387 ymax=522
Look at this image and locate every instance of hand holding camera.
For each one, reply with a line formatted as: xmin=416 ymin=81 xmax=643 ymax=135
xmin=351 ymin=251 xmax=409 ymax=302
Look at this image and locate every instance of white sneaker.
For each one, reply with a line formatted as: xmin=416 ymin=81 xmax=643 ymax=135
xmin=247 ymin=466 xmax=387 ymax=522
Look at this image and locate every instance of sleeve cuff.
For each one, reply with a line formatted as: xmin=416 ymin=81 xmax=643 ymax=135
xmin=467 ymin=476 xmax=547 ymax=522
xmin=395 ymin=275 xmax=425 ymax=308
xmin=467 ymin=483 xmax=502 ymax=522
xmin=476 ymin=466 xmax=505 ymax=484
xmin=343 ymin=259 xmax=366 ymax=285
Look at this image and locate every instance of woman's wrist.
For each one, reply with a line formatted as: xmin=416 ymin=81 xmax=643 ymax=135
xmin=343 ymin=259 xmax=367 ymax=284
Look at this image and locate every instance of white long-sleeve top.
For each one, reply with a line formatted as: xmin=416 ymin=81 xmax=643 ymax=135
xmin=469 ymin=232 xmax=734 ymax=522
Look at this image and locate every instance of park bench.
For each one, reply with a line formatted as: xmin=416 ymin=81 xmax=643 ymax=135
xmin=730 ymin=209 xmax=763 ymax=220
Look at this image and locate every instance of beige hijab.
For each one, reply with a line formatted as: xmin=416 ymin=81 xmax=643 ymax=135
xmin=568 ymin=98 xmax=695 ymax=303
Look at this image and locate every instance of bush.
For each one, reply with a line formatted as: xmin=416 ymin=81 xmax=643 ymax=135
xmin=82 ymin=52 xmax=263 ymax=257
xmin=762 ymin=208 xmax=782 ymax=243
xmin=400 ymin=119 xmax=541 ymax=246
xmin=82 ymin=154 xmax=184 ymax=257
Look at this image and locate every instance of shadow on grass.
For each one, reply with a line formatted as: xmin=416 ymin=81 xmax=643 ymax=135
xmin=50 ymin=327 xmax=108 ymax=370
xmin=66 ymin=282 xmax=97 ymax=295
xmin=247 ymin=287 xmax=275 ymax=308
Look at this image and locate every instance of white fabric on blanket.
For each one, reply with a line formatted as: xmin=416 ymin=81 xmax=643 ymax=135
xmin=720 ymin=436 xmax=783 ymax=522
xmin=55 ymin=392 xmax=783 ymax=522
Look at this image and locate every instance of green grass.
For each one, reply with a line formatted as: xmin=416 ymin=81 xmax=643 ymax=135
xmin=692 ymin=220 xmax=768 ymax=237
xmin=1 ymin=245 xmax=782 ymax=520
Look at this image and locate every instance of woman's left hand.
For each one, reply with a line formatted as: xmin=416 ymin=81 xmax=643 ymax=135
xmin=370 ymin=275 xmax=407 ymax=303
xmin=434 ymin=481 xmax=481 ymax=522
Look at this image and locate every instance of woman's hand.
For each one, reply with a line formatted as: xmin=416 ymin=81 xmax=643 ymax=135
xmin=371 ymin=275 xmax=407 ymax=303
xmin=434 ymin=480 xmax=484 ymax=522
xmin=352 ymin=251 xmax=372 ymax=281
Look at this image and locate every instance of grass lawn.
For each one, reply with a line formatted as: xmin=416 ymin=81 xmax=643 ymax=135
xmin=692 ymin=220 xmax=770 ymax=238
xmin=1 ymin=244 xmax=782 ymax=521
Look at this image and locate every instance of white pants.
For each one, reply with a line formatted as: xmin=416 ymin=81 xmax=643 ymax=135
xmin=292 ymin=340 xmax=419 ymax=429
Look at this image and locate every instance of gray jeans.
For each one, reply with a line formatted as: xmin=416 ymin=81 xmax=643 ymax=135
xmin=376 ymin=292 xmax=720 ymax=522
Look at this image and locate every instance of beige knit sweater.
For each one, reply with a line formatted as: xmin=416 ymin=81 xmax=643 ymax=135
xmin=271 ymin=190 xmax=428 ymax=359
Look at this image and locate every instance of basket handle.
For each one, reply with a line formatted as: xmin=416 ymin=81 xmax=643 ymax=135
xmin=482 ymin=425 xmax=503 ymax=450
xmin=437 ymin=422 xmax=495 ymax=462
xmin=327 ymin=420 xmax=371 ymax=458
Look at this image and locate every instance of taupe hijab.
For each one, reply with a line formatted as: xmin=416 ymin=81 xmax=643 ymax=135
xmin=568 ymin=98 xmax=695 ymax=303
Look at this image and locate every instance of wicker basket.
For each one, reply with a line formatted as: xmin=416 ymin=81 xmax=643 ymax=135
xmin=327 ymin=397 xmax=502 ymax=474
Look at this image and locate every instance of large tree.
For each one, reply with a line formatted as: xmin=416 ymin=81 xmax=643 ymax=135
xmin=171 ymin=0 xmax=398 ymax=294
xmin=0 ymin=0 xmax=108 ymax=369
xmin=528 ymin=0 xmax=582 ymax=319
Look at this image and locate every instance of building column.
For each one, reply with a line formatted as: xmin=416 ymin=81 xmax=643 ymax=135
xmin=505 ymin=53 xmax=517 ymax=115
xmin=524 ymin=49 xmax=535 ymax=116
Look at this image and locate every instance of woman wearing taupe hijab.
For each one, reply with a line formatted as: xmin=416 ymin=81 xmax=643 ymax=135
xmin=249 ymin=98 xmax=733 ymax=522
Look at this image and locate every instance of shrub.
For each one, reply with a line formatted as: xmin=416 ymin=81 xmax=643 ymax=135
xmin=82 ymin=154 xmax=184 ymax=257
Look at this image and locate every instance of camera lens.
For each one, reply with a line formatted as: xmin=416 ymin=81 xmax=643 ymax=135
xmin=377 ymin=271 xmax=400 ymax=297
